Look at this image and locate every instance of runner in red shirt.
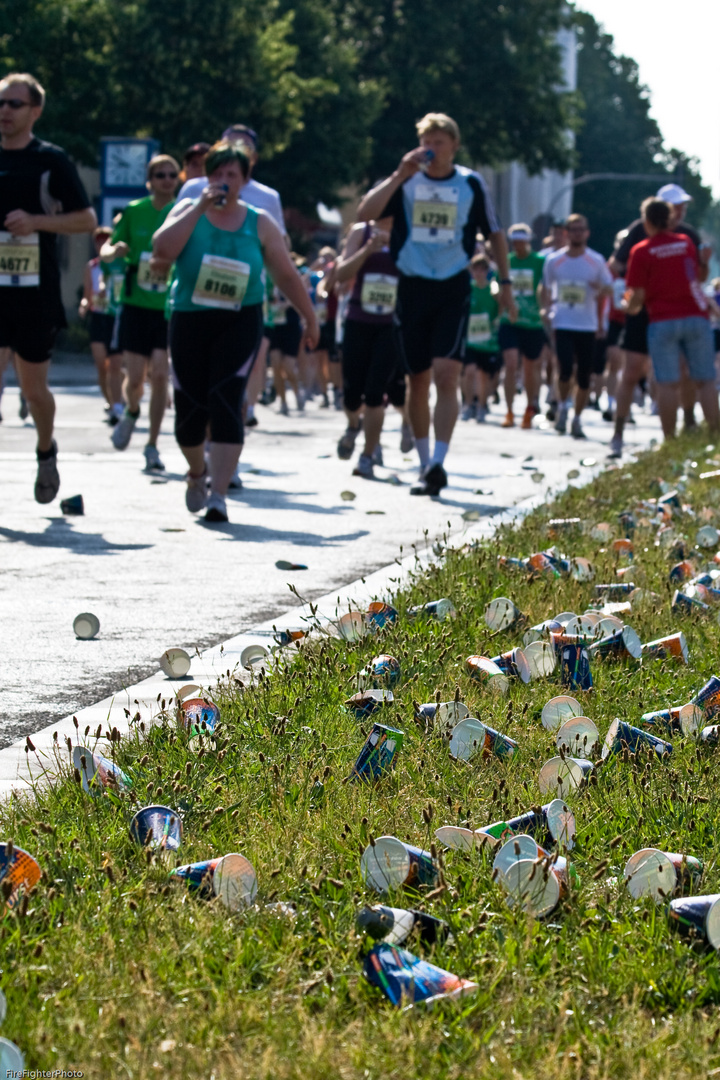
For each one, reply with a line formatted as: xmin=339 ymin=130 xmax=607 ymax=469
xmin=625 ymin=197 xmax=718 ymax=439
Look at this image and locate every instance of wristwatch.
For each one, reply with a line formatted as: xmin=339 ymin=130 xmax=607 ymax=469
xmin=499 ymin=279 xmax=512 ymax=285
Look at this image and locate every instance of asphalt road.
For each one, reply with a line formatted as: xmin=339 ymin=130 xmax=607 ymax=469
xmin=0 ymin=356 xmax=658 ymax=747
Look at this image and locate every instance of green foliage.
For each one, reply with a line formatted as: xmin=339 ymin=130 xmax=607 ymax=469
xmin=572 ymin=11 xmax=711 ymax=255
xmin=5 ymin=430 xmax=720 ymax=1077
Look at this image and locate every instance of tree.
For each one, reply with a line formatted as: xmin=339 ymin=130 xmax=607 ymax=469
xmin=571 ymin=11 xmax=711 ymax=255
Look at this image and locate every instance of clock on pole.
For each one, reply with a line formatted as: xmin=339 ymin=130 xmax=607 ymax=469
xmin=99 ymin=137 xmax=160 ymax=226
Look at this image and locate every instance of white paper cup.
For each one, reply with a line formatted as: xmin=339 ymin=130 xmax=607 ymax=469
xmin=493 ymin=834 xmax=539 ymax=884
xmin=449 ymin=717 xmax=487 ymax=762
xmin=434 ymin=825 xmax=478 ymax=852
xmin=541 ymin=695 xmax=583 ymax=732
xmin=524 ymin=641 xmax=557 ymax=678
xmin=73 ymin=612 xmax=100 ymax=640
xmin=552 ymin=611 xmax=578 ymax=626
xmin=538 ymin=756 xmax=593 ymax=796
xmin=0 ymin=1039 xmax=24 ymax=1074
xmin=240 ymin=644 xmax=270 ymax=670
xmin=337 ymin=611 xmax=368 ymax=641
xmin=624 ymin=848 xmax=677 ymax=903
xmin=571 ymin=558 xmax=594 ymax=583
xmin=556 ymin=717 xmax=600 ymax=759
xmin=212 ymin=853 xmax=258 ymax=912
xmin=484 ymin=597 xmax=522 ymax=631
xmin=436 ymin=701 xmax=469 ymax=730
xmin=504 ymin=858 xmax=561 ymax=917
xmin=160 ymin=648 xmax=191 ymax=678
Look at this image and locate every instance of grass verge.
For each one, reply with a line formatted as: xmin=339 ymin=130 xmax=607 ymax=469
xmin=4 ymin=431 xmax=720 ymax=1079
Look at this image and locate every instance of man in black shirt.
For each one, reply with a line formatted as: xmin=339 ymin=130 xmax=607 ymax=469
xmin=607 ymin=184 xmax=709 ymax=457
xmin=0 ymin=72 xmax=96 ymax=502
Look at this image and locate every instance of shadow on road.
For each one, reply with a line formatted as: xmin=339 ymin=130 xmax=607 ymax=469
xmin=0 ymin=522 xmax=153 ymax=554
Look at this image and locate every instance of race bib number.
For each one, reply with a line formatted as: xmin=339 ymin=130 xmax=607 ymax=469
xmin=192 ymin=254 xmax=249 ymax=311
xmin=467 ymin=312 xmax=491 ymax=345
xmin=111 ymin=274 xmax=124 ymax=306
xmin=559 ymin=281 xmax=587 ymax=307
xmin=511 ymin=268 xmax=534 ymax=297
xmin=361 ymin=273 xmax=398 ymax=316
xmin=137 ymin=251 xmax=168 ymax=294
xmin=270 ymin=300 xmax=288 ymax=326
xmin=0 ymin=231 xmax=40 ymax=287
xmin=411 ymin=183 xmax=459 ymax=244
xmin=612 ymin=278 xmax=626 ymax=309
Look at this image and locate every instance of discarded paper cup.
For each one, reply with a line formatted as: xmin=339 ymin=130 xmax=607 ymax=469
xmin=361 ymin=836 xmax=438 ymax=893
xmin=345 ymin=689 xmax=393 ymax=718
xmin=72 ymin=745 xmax=131 ymax=794
xmin=484 ymin=596 xmax=522 ymax=632
xmin=448 ymin=717 xmax=487 ymax=762
xmin=668 ymin=894 xmax=720 ymax=949
xmin=213 ymin=853 xmax=258 ymax=911
xmin=0 ymin=1040 xmax=24 ymax=1074
xmin=590 ymin=522 xmax=612 ymax=541
xmin=160 ymin=647 xmax=191 ymax=678
xmin=434 ymin=825 xmax=479 ymax=852
xmin=337 ymin=611 xmax=368 ymax=641
xmin=130 ymin=805 xmax=182 ymax=854
xmin=363 ymin=654 xmax=401 ymax=689
xmin=571 ymin=558 xmax=594 ymax=583
xmin=601 ymin=719 xmax=672 ymax=759
xmin=665 ymin=852 xmax=704 ymax=887
xmin=563 ymin=614 xmax=602 ymax=638
xmin=669 ymin=560 xmax=696 ymax=583
xmin=612 ymin=538 xmax=633 ymax=558
xmin=180 ymin=697 xmax=220 ymax=739
xmin=641 ymin=703 xmax=702 ymax=736
xmin=556 ymin=717 xmax=600 ymax=759
xmin=624 ymin=848 xmax=677 ymax=902
xmin=493 ymin=833 xmax=539 ymax=883
xmin=490 ymin=647 xmax=531 ymax=683
xmin=672 ymin=589 xmax=709 ymax=615
xmin=523 ymin=619 xmax=563 ymax=646
xmin=587 ymin=625 xmax=642 ymax=660
xmin=240 ymin=644 xmax=270 ymax=670
xmin=595 ymin=615 xmax=625 ymax=635
xmin=690 ymin=675 xmax=720 ymax=721
xmin=465 ymin=656 xmax=509 ymax=694
xmin=435 ymin=701 xmax=469 ymax=730
xmin=560 ymin=643 xmax=592 ymax=690
xmin=541 ymin=695 xmax=583 ymax=732
xmin=273 ymin=628 xmax=307 ymax=647
xmin=73 ymin=612 xmax=100 ymax=640
xmin=552 ymin=611 xmax=578 ymax=627
xmin=0 ymin=843 xmax=41 ymax=912
xmin=538 ymin=756 xmax=593 ymax=796
xmin=60 ymin=494 xmax=84 ymax=515
xmin=594 ymin=583 xmax=635 ymax=599
xmin=483 ymin=723 xmax=518 ymax=758
xmin=351 ymin=723 xmax=404 ymax=782
xmin=641 ymin=631 xmax=688 ymax=664
xmin=357 ymin=904 xmax=449 ymax=947
xmin=696 ymin=525 xmax=720 ymax=549
xmin=477 ymin=799 xmax=576 ymax=851
xmin=524 ymin=640 xmax=557 ymax=678
xmin=363 ymin=942 xmax=477 ymax=1007
xmin=503 ymin=858 xmax=562 ymax=918
xmin=170 ymin=856 xmax=220 ymax=899
xmin=408 ymin=598 xmax=456 ymax=621
xmin=366 ymin=601 xmax=398 ymax=630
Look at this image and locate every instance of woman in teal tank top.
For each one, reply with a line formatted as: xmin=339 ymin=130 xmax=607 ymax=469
xmin=153 ymin=140 xmax=318 ymax=522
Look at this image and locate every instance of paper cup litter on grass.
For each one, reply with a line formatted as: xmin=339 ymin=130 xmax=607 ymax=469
xmin=601 ymin=719 xmax=672 ymax=759
xmin=624 ymin=848 xmax=678 ymax=903
xmin=449 ymin=717 xmax=487 ymax=762
xmin=0 ymin=843 xmax=41 ymax=912
xmin=408 ymin=598 xmax=456 ymax=621
xmin=560 ymin=643 xmax=592 ymax=690
xmin=336 ymin=611 xmax=368 ymax=641
xmin=130 ymin=805 xmax=182 ymax=855
xmin=361 ymin=836 xmax=439 ymax=893
xmin=563 ymin=614 xmax=602 ymax=638
xmin=160 ymin=647 xmax=191 ymax=678
xmin=435 ymin=701 xmax=469 ymax=730
xmin=357 ymin=905 xmax=449 ymax=947
xmin=434 ymin=825 xmax=479 ymax=852
xmin=362 ymin=654 xmax=401 ymax=689
xmin=556 ymin=717 xmax=600 ymax=759
xmin=366 ymin=602 xmax=398 ymax=630
xmin=180 ymin=697 xmax=220 ymax=739
xmin=351 ymin=723 xmax=404 ymax=782
xmin=72 ymin=745 xmax=131 ymax=794
xmin=73 ymin=612 xmax=100 ymax=640
xmin=587 ymin=625 xmax=642 ymax=661
xmin=539 ymin=756 xmax=593 ymax=796
xmin=641 ymin=632 xmax=688 ymax=664
xmin=0 ymin=1040 xmax=24 ymax=1074
xmin=477 ymin=799 xmax=576 ymax=851
xmin=466 ymin=656 xmax=509 ymax=694
xmin=690 ymin=676 xmax=720 ymax=721
xmin=552 ymin=611 xmax=578 ymax=627
xmin=696 ymin=526 xmax=720 ymax=549
xmin=541 ymin=695 xmax=583 ymax=732
xmin=490 ymin=647 xmax=531 ymax=683
xmin=171 ymin=853 xmax=257 ymax=912
xmin=240 ymin=644 xmax=270 ymax=670
xmin=641 ymin=703 xmax=702 ymax=736
xmin=493 ymin=833 xmax=540 ymax=884
xmin=668 ymin=895 xmax=720 ymax=949
xmin=503 ymin=858 xmax=562 ymax=918
xmin=484 ymin=597 xmax=523 ymax=632
xmin=524 ymin=641 xmax=557 ymax=678
xmin=571 ymin=558 xmax=594 ymax=583
xmin=523 ymin=620 xmax=563 ymax=646
xmin=345 ymin=689 xmax=394 ymax=719
xmin=363 ymin=942 xmax=478 ymax=1008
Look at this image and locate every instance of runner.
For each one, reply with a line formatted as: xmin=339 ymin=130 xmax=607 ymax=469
xmin=0 ymin=72 xmax=96 ymax=502
xmin=179 ymin=142 xmax=210 ymax=184
xmin=624 ymin=197 xmax=718 ymax=440
xmin=600 ymin=232 xmax=629 ymax=423
xmin=101 ymin=154 xmax=179 ymax=470
xmin=541 ymin=213 xmax=612 ymax=439
xmin=461 ymin=254 xmax=501 ymax=423
xmin=498 ymin=223 xmax=546 ymax=428
xmin=267 ymin=273 xmax=305 ymax=415
xmin=334 ymin=217 xmax=400 ymax=477
xmin=356 ymin=112 xmax=515 ymax=496
xmin=153 ymin=140 xmax=318 ymax=522
xmin=607 ymin=183 xmax=710 ymax=457
xmin=78 ymin=225 xmax=124 ymax=424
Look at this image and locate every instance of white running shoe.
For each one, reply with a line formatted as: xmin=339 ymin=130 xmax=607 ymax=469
xmin=371 ymin=443 xmax=384 ymax=467
xmin=400 ymin=422 xmax=415 ymax=453
xmin=353 ymin=454 xmax=375 ymax=479
xmin=554 ymin=403 xmax=569 ymax=434
xmin=461 ymin=404 xmax=475 ymax=421
xmin=608 ymin=435 xmax=623 ymax=459
xmin=112 ymin=410 xmax=138 ymax=450
xmin=205 ymin=492 xmax=228 ymax=522
xmin=570 ymin=415 xmax=586 ymax=440
xmin=185 ymin=470 xmax=208 ymax=513
xmin=143 ymin=444 xmax=165 ymax=471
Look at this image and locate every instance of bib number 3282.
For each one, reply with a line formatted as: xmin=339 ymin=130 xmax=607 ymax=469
xmin=192 ymin=254 xmax=250 ymax=311
xmin=137 ymin=251 xmax=168 ymax=293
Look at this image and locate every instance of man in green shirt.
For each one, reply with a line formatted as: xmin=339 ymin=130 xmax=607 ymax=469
xmin=462 ymin=254 xmax=500 ymax=422
xmin=101 ymin=154 xmax=179 ymax=470
xmin=498 ymin=223 xmax=547 ymax=429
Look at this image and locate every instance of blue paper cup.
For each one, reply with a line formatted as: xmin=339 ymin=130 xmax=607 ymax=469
xmin=668 ymin=894 xmax=720 ymax=949
xmin=130 ymin=805 xmax=182 ymax=856
xmin=72 ymin=745 xmax=131 ymax=795
xmin=560 ymin=643 xmax=593 ymax=690
xmin=601 ymin=719 xmax=672 ymax=759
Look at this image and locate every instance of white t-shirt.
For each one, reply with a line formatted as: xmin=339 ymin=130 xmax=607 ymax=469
xmin=542 ymin=247 xmax=612 ymax=331
xmin=176 ymin=176 xmax=287 ymax=235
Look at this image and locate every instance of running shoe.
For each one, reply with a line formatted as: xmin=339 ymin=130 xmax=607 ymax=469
xmin=278 ymin=400 xmax=289 ymax=416
xmin=259 ymin=384 xmax=276 ymax=406
xmin=554 ymin=403 xmax=569 ymax=434
xmin=461 ymin=404 xmax=475 ymax=421
xmin=608 ymin=435 xmax=623 ymax=459
xmin=333 ymin=387 xmax=344 ymax=410
xmin=501 ymin=411 xmax=514 ymax=428
xmin=570 ymin=415 xmax=586 ymax=439
xmin=400 ymin=422 xmax=415 ymax=453
xmin=19 ymin=395 xmax=28 ymax=420
xmin=34 ymin=440 xmax=59 ymax=504
xmin=521 ymin=405 xmax=537 ymax=430
xmin=245 ymin=415 xmax=258 ymax=428
xmin=112 ymin=409 xmax=138 ymax=450
xmin=353 ymin=454 xmax=375 ymax=479
xmin=410 ymin=461 xmax=447 ymax=496
xmin=296 ymin=388 xmax=305 ymax=412
xmin=602 ymin=408 xmax=614 ymax=422
xmin=371 ymin=443 xmax=384 ymax=467
xmin=476 ymin=405 xmax=487 ymax=423
xmin=228 ymin=469 xmax=243 ymax=490
xmin=589 ymin=396 xmax=600 ymax=410
xmin=143 ymin=444 xmax=165 ymax=472
xmin=185 ymin=470 xmax=208 ymax=513
xmin=492 ymin=391 xmax=500 ymax=405
xmin=546 ymin=400 xmax=557 ymax=422
xmin=337 ymin=425 xmax=361 ymax=460
xmin=321 ymin=393 xmax=330 ymax=408
xmin=205 ymin=492 xmax=228 ymax=522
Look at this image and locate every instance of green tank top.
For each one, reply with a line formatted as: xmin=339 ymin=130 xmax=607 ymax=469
xmin=171 ymin=204 xmax=265 ymax=313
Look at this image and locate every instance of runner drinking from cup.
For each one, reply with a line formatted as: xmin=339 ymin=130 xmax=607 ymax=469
xmin=0 ymin=72 xmax=96 ymax=503
xmin=498 ymin=223 xmax=546 ymax=429
xmin=153 ymin=140 xmax=318 ymax=522
xmin=101 ymin=154 xmax=179 ymax=470
xmin=78 ymin=226 xmax=124 ymax=424
xmin=356 ymin=112 xmax=515 ymax=496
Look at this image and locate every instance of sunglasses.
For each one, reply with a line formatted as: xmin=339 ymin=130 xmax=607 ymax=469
xmin=152 ymin=171 xmax=178 ymax=180
xmin=0 ymin=99 xmax=31 ymax=110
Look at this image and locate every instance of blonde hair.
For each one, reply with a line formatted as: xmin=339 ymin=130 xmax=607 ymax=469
xmin=0 ymin=72 xmax=45 ymax=108
xmin=415 ymin=112 xmax=460 ymax=143
xmin=146 ymin=154 xmax=180 ymax=180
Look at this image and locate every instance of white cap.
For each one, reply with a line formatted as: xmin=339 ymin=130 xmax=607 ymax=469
xmin=508 ymin=223 xmax=533 ymax=241
xmin=656 ymin=183 xmax=692 ymax=205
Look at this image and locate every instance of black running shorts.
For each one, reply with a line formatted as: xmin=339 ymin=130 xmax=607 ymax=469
xmin=342 ymin=319 xmax=399 ymax=412
xmin=118 ymin=304 xmax=168 ymax=356
xmin=268 ymin=307 xmax=302 ymax=358
xmin=497 ymin=323 xmax=546 ymax=360
xmin=394 ymin=270 xmax=470 ymax=374
xmin=89 ymin=311 xmax=119 ymax=352
xmin=555 ymin=329 xmax=596 ymax=390
xmin=0 ymin=296 xmax=59 ymax=363
xmin=622 ymin=309 xmax=649 ymax=355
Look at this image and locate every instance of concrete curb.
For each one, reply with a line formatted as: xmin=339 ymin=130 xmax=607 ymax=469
xmin=0 ymin=456 xmax=619 ymax=802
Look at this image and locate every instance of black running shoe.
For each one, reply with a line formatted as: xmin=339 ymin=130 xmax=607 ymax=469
xmin=410 ymin=462 xmax=447 ymax=496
